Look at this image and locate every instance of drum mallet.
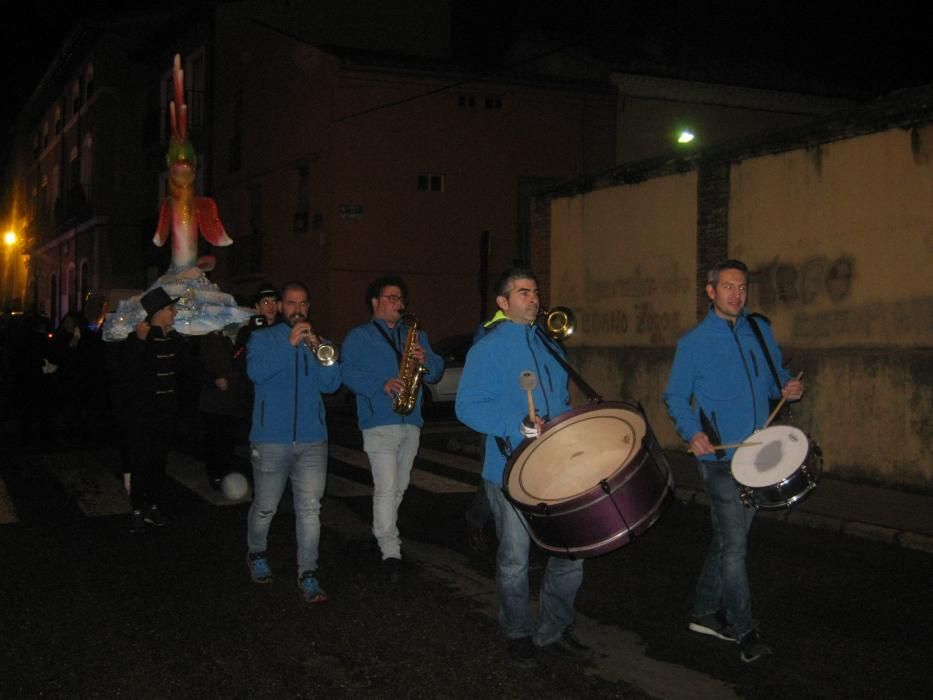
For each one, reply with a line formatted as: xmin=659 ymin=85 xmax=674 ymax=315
xmin=519 ymin=370 xmax=538 ymax=427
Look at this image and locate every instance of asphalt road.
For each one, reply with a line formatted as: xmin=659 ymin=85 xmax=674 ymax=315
xmin=1 ymin=407 xmax=931 ymax=699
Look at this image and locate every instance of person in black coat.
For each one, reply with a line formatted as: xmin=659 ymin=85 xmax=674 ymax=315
xmin=121 ymin=287 xmax=199 ymax=532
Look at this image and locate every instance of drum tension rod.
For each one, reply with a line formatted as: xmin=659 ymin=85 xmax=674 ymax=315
xmin=600 ymin=479 xmax=634 ymax=542
xmin=533 ymin=502 xmax=575 ymax=558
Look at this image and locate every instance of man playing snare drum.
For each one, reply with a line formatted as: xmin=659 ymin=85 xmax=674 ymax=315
xmin=663 ymin=259 xmax=805 ymax=663
xmin=456 ymin=267 xmax=590 ymax=669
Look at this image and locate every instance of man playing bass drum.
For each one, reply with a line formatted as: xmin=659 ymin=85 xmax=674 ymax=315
xmin=455 ymin=267 xmax=590 ymax=669
xmin=341 ymin=275 xmax=444 ymax=583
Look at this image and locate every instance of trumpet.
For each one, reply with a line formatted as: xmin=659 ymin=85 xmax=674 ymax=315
xmin=538 ymin=306 xmax=575 ymax=340
xmin=290 ymin=313 xmax=339 ymax=366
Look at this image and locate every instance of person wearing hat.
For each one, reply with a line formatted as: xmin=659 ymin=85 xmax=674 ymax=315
xmin=122 ymin=286 xmax=199 ymax=532
xmin=235 ymin=283 xmax=282 ymax=350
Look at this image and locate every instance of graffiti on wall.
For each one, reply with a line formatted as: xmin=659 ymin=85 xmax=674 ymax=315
xmin=578 ymin=266 xmax=689 ymax=342
xmin=750 ymin=255 xmax=854 ymax=311
xmin=583 ymin=266 xmax=691 ymax=303
xmin=581 ymin=304 xmax=681 ymax=343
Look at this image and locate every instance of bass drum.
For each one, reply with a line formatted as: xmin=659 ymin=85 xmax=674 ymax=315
xmin=730 ymin=424 xmax=822 ymax=510
xmin=504 ymin=401 xmax=674 ymax=558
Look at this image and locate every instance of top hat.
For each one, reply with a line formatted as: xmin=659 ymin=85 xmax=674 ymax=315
xmin=254 ymin=283 xmax=280 ymax=304
xmin=140 ymin=287 xmax=180 ymax=319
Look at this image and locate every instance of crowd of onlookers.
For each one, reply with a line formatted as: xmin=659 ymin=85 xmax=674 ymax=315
xmin=0 ymin=311 xmax=113 ymax=447
xmin=0 ymin=309 xmax=216 ymax=452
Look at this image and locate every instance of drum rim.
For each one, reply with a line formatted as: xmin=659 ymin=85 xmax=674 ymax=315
xmin=731 ymin=424 xmax=811 ymax=487
xmin=504 ymin=401 xmax=648 ymax=505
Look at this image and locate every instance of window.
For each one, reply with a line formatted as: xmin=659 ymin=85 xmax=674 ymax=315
xmin=69 ymin=146 xmax=80 ymax=194
xmin=65 ymin=263 xmax=77 ymax=316
xmin=54 ymin=104 xmax=62 ymax=134
xmin=81 ymin=134 xmax=93 ymax=200
xmin=42 ymin=121 xmax=49 ymax=148
xmin=72 ymin=79 xmax=83 ymax=116
xmin=49 ymin=273 xmax=59 ymax=323
xmin=51 ymin=164 xmax=61 ymax=216
xmin=85 ymin=65 xmax=94 ymax=101
xmin=78 ymin=260 xmax=90 ymax=310
xmin=457 ymin=95 xmax=476 ymax=109
xmin=417 ymin=173 xmax=445 ymax=192
xmin=484 ymin=96 xmax=503 ymax=111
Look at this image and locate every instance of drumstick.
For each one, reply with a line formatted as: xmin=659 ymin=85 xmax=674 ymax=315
xmin=688 ymin=441 xmax=761 ymax=455
xmin=519 ymin=371 xmax=538 ymax=426
xmin=763 ymin=370 xmax=805 ymax=430
xmin=710 ymin=441 xmax=762 ymax=450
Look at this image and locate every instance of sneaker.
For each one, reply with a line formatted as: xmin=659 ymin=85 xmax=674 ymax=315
xmin=143 ymin=505 xmax=170 ymax=527
xmin=538 ymin=629 xmax=593 ymax=660
xmin=247 ymin=552 xmax=273 ymax=584
xmin=129 ymin=509 xmax=145 ymax=533
xmin=298 ymin=571 xmax=327 ymax=603
xmin=739 ymin=629 xmax=773 ymax=663
xmin=688 ymin=612 xmax=736 ymax=641
xmin=507 ymin=636 xmax=538 ymax=669
xmin=383 ymin=557 xmax=402 ymax=584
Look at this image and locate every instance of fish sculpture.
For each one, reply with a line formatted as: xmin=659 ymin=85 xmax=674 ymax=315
xmin=153 ymin=54 xmax=232 ymax=271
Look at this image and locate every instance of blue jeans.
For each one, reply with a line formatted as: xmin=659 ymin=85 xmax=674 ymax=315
xmin=362 ymin=424 xmax=421 ymax=560
xmin=693 ymin=459 xmax=756 ymax=639
xmin=484 ymin=479 xmax=584 ymax=646
xmin=247 ymin=441 xmax=327 ymax=579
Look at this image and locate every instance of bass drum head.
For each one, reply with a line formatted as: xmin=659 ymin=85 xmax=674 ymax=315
xmin=731 ymin=425 xmax=810 ymax=488
xmin=506 ymin=403 xmax=646 ymax=506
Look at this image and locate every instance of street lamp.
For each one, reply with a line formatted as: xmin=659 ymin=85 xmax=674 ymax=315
xmin=3 ymin=230 xmax=16 ymax=247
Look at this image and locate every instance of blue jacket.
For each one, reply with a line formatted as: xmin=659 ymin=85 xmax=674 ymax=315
xmin=455 ymin=320 xmax=570 ymax=485
xmin=663 ymin=308 xmax=791 ymax=461
xmin=246 ymin=322 xmax=341 ymax=443
xmin=341 ymin=318 xmax=444 ymax=430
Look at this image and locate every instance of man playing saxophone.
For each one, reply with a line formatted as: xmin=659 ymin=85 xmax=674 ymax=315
xmin=341 ymin=275 xmax=444 ymax=583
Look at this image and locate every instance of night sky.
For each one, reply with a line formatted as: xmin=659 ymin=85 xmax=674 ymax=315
xmin=2 ymin=1 xmax=931 ymax=143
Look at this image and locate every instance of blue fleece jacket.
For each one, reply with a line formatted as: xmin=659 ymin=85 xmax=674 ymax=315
xmin=340 ymin=318 xmax=444 ymax=430
xmin=455 ymin=320 xmax=570 ymax=485
xmin=246 ymin=322 xmax=341 ymax=443
xmin=663 ymin=307 xmax=791 ymax=461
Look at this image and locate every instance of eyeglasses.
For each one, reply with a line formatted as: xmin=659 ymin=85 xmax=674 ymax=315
xmin=381 ymin=295 xmax=405 ymax=304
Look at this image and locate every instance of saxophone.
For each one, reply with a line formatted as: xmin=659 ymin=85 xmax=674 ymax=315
xmin=392 ymin=313 xmax=428 ymax=415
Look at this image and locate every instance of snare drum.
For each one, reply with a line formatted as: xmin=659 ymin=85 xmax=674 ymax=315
xmin=730 ymin=425 xmax=822 ymax=510
xmin=504 ymin=401 xmax=674 ymax=558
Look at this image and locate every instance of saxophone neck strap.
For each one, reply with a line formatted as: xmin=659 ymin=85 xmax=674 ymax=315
xmin=372 ymin=320 xmax=402 ymax=362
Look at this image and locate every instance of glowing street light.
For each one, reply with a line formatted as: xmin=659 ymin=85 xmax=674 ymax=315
xmin=677 ymin=130 xmax=695 ymax=144
xmin=3 ymin=230 xmax=17 ymax=247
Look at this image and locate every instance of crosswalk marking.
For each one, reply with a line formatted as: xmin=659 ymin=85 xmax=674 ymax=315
xmin=328 ymin=445 xmax=475 ymax=494
xmin=0 ymin=430 xmax=482 ymax=524
xmin=54 ymin=463 xmax=131 ymax=517
xmin=167 ymin=451 xmax=252 ymax=506
xmin=325 ymin=473 xmax=373 ymax=498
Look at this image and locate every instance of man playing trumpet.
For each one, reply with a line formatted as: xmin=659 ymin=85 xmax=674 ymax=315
xmin=245 ymin=281 xmax=341 ymax=603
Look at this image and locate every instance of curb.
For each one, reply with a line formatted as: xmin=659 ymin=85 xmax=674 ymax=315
xmin=675 ymin=486 xmax=933 ymax=556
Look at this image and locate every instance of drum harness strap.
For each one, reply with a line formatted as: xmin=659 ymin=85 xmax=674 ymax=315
xmin=746 ymin=314 xmax=788 ymax=420
xmin=491 ymin=325 xmax=601 ymax=463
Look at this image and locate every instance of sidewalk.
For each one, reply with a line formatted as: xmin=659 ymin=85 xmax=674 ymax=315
xmin=664 ymin=450 xmax=933 ymax=555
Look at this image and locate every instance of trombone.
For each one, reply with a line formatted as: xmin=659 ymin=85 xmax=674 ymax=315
xmin=538 ymin=306 xmax=575 ymax=340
